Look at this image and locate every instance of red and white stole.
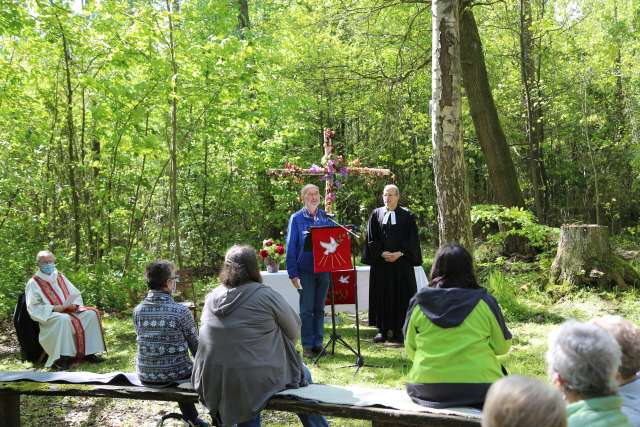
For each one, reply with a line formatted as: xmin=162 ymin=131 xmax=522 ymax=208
xmin=32 ymin=274 xmax=86 ymax=358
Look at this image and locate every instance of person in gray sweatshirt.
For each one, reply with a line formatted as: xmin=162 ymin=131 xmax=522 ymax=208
xmin=191 ymin=245 xmax=328 ymax=427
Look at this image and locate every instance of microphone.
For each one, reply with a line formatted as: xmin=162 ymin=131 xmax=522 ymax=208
xmin=325 ymin=212 xmax=337 ymax=218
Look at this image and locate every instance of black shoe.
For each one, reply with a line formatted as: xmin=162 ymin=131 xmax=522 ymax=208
xmin=84 ymin=354 xmax=105 ymax=364
xmin=391 ymin=332 xmax=404 ymax=344
xmin=53 ymin=356 xmax=72 ymax=370
xmin=312 ymin=346 xmax=324 ymax=356
xmin=373 ymin=333 xmax=386 ymax=343
xmin=303 ymin=348 xmax=314 ymax=358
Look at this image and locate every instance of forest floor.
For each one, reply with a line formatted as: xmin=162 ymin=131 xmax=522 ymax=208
xmin=2 ymin=260 xmax=640 ymax=426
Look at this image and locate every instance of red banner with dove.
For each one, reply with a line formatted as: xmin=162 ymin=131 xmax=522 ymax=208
xmin=325 ymin=269 xmax=356 ymax=305
xmin=310 ymin=226 xmax=353 ymax=273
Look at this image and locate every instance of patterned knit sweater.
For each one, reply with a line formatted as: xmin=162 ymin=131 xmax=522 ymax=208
xmin=133 ymin=290 xmax=198 ymax=384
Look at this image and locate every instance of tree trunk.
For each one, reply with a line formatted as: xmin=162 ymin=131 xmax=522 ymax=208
xmin=550 ymin=225 xmax=640 ymax=288
xmin=58 ymin=17 xmax=82 ymax=265
xmin=201 ymin=137 xmax=210 ymax=265
xmin=431 ymin=0 xmax=473 ymax=250
xmin=460 ymin=8 xmax=524 ymax=208
xmin=519 ymin=0 xmax=546 ymax=220
xmin=166 ymin=0 xmax=183 ymax=268
xmin=581 ymin=76 xmax=601 ymax=225
xmin=613 ymin=0 xmax=625 ymax=144
xmin=237 ymin=0 xmax=250 ymax=35
xmin=123 ymin=155 xmax=146 ymax=277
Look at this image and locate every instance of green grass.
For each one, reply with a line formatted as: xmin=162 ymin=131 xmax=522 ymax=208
xmin=2 ymin=279 xmax=639 ymax=426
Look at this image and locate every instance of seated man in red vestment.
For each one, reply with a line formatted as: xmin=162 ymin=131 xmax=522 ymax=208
xmin=25 ymin=250 xmax=106 ymax=369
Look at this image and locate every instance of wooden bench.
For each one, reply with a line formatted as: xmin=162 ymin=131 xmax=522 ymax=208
xmin=0 ymin=381 xmax=481 ymax=427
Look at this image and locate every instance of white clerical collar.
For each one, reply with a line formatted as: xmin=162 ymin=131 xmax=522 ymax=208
xmin=382 ymin=209 xmax=396 ymax=225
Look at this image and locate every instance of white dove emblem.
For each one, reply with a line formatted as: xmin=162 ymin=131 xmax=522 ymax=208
xmin=338 ymin=275 xmax=350 ymax=284
xmin=319 ymin=237 xmax=338 ymax=255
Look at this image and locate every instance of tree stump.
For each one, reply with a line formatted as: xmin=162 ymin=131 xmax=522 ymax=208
xmin=550 ymin=224 xmax=640 ymax=288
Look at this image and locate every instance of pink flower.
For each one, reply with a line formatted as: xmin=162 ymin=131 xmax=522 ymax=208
xmin=263 ymin=239 xmax=273 ymax=247
xmin=275 ymin=244 xmax=285 ymax=255
xmin=259 ymin=249 xmax=269 ymax=259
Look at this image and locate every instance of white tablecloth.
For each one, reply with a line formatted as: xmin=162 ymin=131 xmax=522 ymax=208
xmin=261 ymin=266 xmax=428 ymax=314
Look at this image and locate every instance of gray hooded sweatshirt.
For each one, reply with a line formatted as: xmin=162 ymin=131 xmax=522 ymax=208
xmin=191 ymin=281 xmax=306 ymax=426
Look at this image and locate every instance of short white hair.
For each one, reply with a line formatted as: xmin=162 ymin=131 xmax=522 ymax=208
xmin=482 ymin=375 xmax=566 ymax=427
xmin=36 ymin=250 xmax=55 ymax=263
xmin=547 ymin=320 xmax=621 ymax=397
xmin=383 ymin=184 xmax=399 ymax=196
xmin=300 ymin=183 xmax=319 ymax=199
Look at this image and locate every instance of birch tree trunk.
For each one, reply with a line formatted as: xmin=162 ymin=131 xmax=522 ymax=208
xmin=431 ymin=0 xmax=473 ymax=250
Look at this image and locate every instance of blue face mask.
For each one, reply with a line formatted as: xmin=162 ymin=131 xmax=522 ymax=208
xmin=40 ymin=263 xmax=55 ymax=274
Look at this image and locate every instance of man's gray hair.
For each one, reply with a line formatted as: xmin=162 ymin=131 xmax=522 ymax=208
xmin=383 ymin=184 xmax=400 ymax=196
xmin=547 ymin=320 xmax=621 ymax=398
xmin=36 ymin=250 xmax=55 ymax=263
xmin=592 ymin=315 xmax=640 ymax=379
xmin=300 ymin=183 xmax=319 ymax=199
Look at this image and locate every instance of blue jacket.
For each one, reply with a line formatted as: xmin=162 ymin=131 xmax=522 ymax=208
xmin=285 ymin=208 xmax=332 ymax=278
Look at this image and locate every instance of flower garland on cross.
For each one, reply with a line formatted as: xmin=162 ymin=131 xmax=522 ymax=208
xmin=267 ymin=128 xmax=393 ymax=214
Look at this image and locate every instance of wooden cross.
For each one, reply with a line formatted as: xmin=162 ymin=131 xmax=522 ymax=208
xmin=267 ymin=129 xmax=393 ymax=214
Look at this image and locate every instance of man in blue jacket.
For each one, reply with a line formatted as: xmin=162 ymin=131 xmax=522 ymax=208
xmin=285 ymin=184 xmax=333 ymax=358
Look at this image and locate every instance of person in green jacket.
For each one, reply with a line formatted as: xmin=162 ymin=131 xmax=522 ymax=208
xmin=547 ymin=320 xmax=633 ymax=427
xmin=403 ymin=244 xmax=511 ymax=408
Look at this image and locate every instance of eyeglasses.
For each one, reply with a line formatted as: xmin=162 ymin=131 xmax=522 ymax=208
xmin=170 ymin=275 xmax=181 ymax=284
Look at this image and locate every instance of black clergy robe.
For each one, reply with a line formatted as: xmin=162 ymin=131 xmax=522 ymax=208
xmin=362 ymin=206 xmax=422 ymax=335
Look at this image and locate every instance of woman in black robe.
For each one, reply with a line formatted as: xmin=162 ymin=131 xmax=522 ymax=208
xmin=362 ymin=184 xmax=422 ymax=343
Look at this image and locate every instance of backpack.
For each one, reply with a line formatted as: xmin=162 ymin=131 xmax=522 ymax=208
xmin=13 ymin=292 xmax=45 ymax=363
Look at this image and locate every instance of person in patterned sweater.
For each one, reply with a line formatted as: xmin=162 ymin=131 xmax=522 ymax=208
xmin=134 ymin=260 xmax=208 ymax=427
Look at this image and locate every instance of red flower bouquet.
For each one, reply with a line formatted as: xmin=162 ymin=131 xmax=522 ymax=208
xmin=258 ymin=239 xmax=285 ymax=272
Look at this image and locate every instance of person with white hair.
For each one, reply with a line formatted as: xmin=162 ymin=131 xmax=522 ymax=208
xmin=25 ymin=250 xmax=106 ymax=369
xmin=547 ymin=320 xmax=632 ymax=427
xmin=285 ymin=183 xmax=334 ymax=358
xmin=592 ymin=316 xmax=640 ymax=427
xmin=482 ymin=375 xmax=566 ymax=427
xmin=363 ymin=184 xmax=422 ymax=343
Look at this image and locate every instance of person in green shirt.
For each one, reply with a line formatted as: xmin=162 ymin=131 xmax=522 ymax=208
xmin=404 ymin=244 xmax=511 ymax=408
xmin=547 ymin=320 xmax=633 ymax=427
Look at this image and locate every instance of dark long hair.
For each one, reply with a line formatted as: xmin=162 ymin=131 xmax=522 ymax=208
xmin=429 ymin=244 xmax=480 ymax=289
xmin=219 ymin=245 xmax=263 ymax=288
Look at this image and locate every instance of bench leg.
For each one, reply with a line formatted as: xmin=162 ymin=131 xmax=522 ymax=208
xmin=0 ymin=393 xmax=20 ymax=426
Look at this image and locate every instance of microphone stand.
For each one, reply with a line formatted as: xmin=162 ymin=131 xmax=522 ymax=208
xmin=313 ymin=215 xmax=374 ymax=375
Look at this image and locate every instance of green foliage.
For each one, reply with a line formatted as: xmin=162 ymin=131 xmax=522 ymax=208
xmin=483 ymin=267 xmax=564 ymax=324
xmin=472 ymin=205 xmax=559 ymax=252
xmin=1 ymin=0 xmax=639 ymax=317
